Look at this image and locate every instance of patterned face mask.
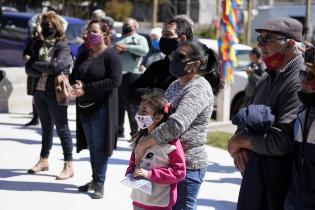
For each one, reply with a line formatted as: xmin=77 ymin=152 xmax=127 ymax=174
xmin=134 ymin=113 xmax=154 ymax=129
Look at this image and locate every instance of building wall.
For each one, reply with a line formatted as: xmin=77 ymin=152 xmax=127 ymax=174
xmin=198 ymin=0 xmax=217 ymax=24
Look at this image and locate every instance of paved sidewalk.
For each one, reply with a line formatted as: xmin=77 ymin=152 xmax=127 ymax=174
xmin=0 ymin=108 xmax=241 ymax=210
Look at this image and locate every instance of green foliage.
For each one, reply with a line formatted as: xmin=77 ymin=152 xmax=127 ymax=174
xmin=195 ymin=26 xmax=217 ymax=39
xmin=105 ymin=0 xmax=133 ymax=21
xmin=206 ymin=131 xmax=232 ymax=150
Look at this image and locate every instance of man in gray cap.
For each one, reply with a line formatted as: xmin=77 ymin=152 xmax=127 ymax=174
xmin=227 ymin=17 xmax=303 ymax=210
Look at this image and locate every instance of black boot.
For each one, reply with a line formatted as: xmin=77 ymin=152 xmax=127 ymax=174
xmin=24 ymin=118 xmax=39 ymax=126
xmin=25 ymin=104 xmax=39 ymax=126
xmin=91 ymin=184 xmax=104 ymax=199
xmin=78 ymin=181 xmax=95 ymax=192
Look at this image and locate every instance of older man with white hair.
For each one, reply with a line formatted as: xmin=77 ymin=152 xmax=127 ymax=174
xmin=139 ymin=27 xmax=165 ymax=73
xmin=228 ymin=17 xmax=304 ymax=210
xmin=91 ymin=9 xmax=106 ymax=21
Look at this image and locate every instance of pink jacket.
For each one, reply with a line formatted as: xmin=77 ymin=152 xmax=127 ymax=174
xmin=126 ymin=139 xmax=186 ymax=210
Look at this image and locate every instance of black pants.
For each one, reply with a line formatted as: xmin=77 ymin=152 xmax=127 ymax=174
xmin=237 ymin=152 xmax=293 ymax=210
xmin=118 ymin=73 xmax=139 ymax=136
xmin=34 ymin=91 xmax=73 ymax=161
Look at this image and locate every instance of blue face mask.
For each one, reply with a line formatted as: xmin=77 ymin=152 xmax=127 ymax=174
xmin=151 ymin=39 xmax=160 ymax=50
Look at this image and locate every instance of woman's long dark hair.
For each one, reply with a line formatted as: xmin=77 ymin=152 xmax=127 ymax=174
xmin=182 ymin=41 xmax=224 ymax=96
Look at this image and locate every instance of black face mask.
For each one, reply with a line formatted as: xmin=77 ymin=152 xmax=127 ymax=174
xmin=42 ymin=26 xmax=56 ymax=38
xmin=169 ymin=59 xmax=188 ymax=78
xmin=122 ymin=25 xmax=132 ymax=35
xmin=298 ymin=91 xmax=315 ymax=107
xmin=159 ymin=37 xmax=179 ymax=56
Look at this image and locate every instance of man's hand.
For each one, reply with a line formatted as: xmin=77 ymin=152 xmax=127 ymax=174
xmin=233 ymin=149 xmax=248 ymax=173
xmin=133 ymin=168 xmax=149 ymax=179
xmin=115 ymin=43 xmax=127 ymax=54
xmin=228 ymin=135 xmax=251 ymax=157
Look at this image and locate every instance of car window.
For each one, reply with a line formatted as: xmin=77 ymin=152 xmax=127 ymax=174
xmin=65 ymin=23 xmax=83 ymax=44
xmin=0 ymin=17 xmax=28 ymax=42
xmin=236 ymin=50 xmax=251 ymax=69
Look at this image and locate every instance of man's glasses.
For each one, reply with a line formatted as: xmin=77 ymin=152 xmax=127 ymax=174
xmin=300 ymin=69 xmax=315 ymax=82
xmin=257 ymin=35 xmax=286 ymax=45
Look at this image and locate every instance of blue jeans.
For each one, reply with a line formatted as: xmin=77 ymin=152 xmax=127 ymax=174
xmin=173 ymin=168 xmax=207 ymax=210
xmin=80 ymin=106 xmax=109 ymax=187
xmin=34 ymin=91 xmax=73 ymax=160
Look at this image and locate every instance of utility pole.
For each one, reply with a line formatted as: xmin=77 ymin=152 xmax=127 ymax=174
xmin=305 ymin=0 xmax=311 ymax=41
xmin=245 ymin=0 xmax=253 ymax=45
xmin=186 ymin=0 xmax=191 ymax=17
xmin=216 ymin=0 xmax=221 ymax=17
xmin=152 ymin=0 xmax=158 ymax=28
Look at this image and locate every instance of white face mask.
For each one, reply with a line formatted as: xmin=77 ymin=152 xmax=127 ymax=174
xmin=135 ymin=113 xmax=154 ymax=129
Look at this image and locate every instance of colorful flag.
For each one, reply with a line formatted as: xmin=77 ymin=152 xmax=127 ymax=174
xmin=218 ymin=0 xmax=241 ymax=84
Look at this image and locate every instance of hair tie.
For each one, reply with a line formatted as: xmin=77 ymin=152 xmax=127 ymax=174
xmin=163 ymin=103 xmax=170 ymax=114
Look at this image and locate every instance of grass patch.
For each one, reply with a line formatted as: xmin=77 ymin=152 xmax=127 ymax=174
xmin=206 ymin=131 xmax=233 ymax=150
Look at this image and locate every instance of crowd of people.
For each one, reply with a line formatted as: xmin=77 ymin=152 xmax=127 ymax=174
xmin=22 ymin=7 xmax=315 ymax=210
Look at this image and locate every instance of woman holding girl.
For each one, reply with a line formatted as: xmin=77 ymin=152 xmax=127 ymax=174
xmin=126 ymin=89 xmax=186 ymax=210
xmin=135 ymin=41 xmax=223 ymax=209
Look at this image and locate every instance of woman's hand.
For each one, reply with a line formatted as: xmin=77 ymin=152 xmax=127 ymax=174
xmin=135 ymin=141 xmax=146 ymax=166
xmin=134 ymin=136 xmax=157 ymax=166
xmin=72 ymin=80 xmax=84 ymax=97
xmin=133 ymin=168 xmax=149 ymax=179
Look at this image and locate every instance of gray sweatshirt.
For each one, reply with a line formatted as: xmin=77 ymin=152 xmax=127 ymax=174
xmin=248 ymin=55 xmax=303 ymax=156
xmin=151 ymin=76 xmax=214 ymax=170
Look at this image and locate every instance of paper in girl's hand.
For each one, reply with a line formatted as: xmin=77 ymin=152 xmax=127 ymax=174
xmin=121 ymin=174 xmax=152 ymax=195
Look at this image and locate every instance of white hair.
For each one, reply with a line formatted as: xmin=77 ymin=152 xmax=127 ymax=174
xmin=92 ymin=9 xmax=106 ymax=19
xmin=150 ymin=27 xmax=162 ymax=37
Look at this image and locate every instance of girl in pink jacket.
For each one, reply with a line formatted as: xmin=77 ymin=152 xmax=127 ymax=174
xmin=125 ymin=89 xmax=186 ymax=210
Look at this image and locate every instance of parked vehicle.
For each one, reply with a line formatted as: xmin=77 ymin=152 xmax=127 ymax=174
xmin=0 ymin=12 xmax=85 ymax=67
xmin=198 ymin=38 xmax=252 ymax=118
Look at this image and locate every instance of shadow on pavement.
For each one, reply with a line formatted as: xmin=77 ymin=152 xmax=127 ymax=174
xmin=207 ymin=162 xmax=238 ymax=173
xmin=204 ymin=177 xmax=241 ymax=185
xmin=0 ymin=179 xmax=78 ymax=194
xmin=0 ymin=169 xmax=57 ymax=178
xmin=197 ymin=198 xmax=237 ymax=210
xmin=115 ymin=146 xmax=132 ymax=152
xmin=73 ymin=157 xmax=129 ymax=165
xmin=0 ymin=138 xmax=62 ymax=146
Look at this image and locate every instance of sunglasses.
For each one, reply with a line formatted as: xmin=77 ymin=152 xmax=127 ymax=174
xmin=257 ymin=35 xmax=286 ymax=45
xmin=300 ymin=69 xmax=315 ymax=82
xmin=171 ymin=51 xmax=192 ymax=64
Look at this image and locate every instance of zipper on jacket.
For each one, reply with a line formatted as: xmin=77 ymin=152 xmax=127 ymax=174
xmin=301 ymin=108 xmax=310 ymax=166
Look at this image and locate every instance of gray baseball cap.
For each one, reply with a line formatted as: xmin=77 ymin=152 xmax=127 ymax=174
xmin=255 ymin=17 xmax=303 ymax=42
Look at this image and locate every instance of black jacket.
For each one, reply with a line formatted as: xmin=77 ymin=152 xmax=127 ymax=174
xmin=289 ymin=107 xmax=315 ymax=208
xmin=70 ymin=48 xmax=122 ymax=156
xmin=25 ymin=40 xmax=72 ymax=96
xmin=127 ymin=56 xmax=176 ymax=105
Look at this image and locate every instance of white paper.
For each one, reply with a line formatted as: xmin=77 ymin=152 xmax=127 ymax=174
xmin=121 ymin=174 xmax=152 ymax=195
